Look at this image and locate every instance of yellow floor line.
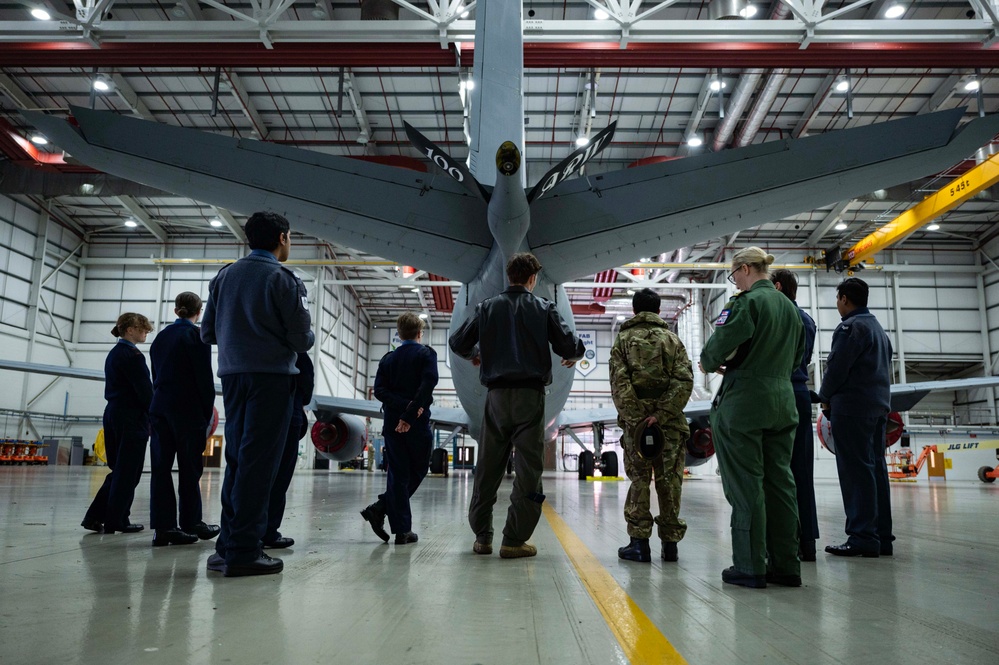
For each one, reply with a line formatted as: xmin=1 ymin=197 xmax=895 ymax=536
xmin=543 ymin=503 xmax=689 ymax=665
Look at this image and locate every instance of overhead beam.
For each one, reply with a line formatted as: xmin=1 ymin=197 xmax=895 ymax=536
xmin=110 ymin=72 xmax=155 ymax=120
xmin=807 ymin=199 xmax=853 ymax=246
xmin=114 ymin=195 xmax=168 ymax=242
xmin=221 ymin=69 xmax=268 ymax=138
xmin=918 ymin=73 xmax=961 ymax=115
xmin=0 ymin=71 xmax=40 ymax=109
xmin=210 ymin=206 xmax=248 ymax=243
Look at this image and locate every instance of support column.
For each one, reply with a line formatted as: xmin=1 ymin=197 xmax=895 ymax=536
xmin=976 ymin=254 xmax=997 ymax=424
xmin=71 ymin=243 xmax=88 ymax=345
xmin=808 ymin=272 xmax=822 ymax=384
xmin=18 ymin=205 xmax=50 ymax=439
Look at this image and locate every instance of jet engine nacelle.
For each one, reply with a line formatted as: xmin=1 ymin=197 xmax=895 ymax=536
xmin=311 ymin=413 xmax=367 ymax=462
xmin=816 ymin=411 xmax=904 ymax=455
xmin=685 ymin=419 xmax=714 ymax=468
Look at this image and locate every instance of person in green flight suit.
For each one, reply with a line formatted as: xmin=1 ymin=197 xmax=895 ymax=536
xmin=699 ymin=247 xmax=806 ymax=589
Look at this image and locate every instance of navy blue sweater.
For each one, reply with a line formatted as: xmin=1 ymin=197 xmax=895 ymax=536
xmin=201 ymin=250 xmax=315 ymax=376
xmin=819 ymin=307 xmax=893 ymax=416
xmin=373 ymin=342 xmax=438 ymax=434
xmin=792 ymin=304 xmax=816 ymax=392
xmin=150 ymin=318 xmax=216 ymax=425
xmin=104 ymin=339 xmax=153 ymax=412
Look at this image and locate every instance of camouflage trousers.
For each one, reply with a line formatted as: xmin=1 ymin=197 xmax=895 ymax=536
xmin=622 ymin=426 xmax=687 ymax=542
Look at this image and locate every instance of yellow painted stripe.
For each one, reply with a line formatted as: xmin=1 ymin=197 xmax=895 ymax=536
xmin=543 ymin=502 xmax=688 ymax=665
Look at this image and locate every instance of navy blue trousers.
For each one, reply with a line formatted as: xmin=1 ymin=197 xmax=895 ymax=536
xmin=149 ymin=413 xmax=208 ymax=531
xmin=792 ymin=390 xmax=819 ymax=541
xmin=265 ymin=409 xmax=306 ymax=542
xmin=378 ymin=426 xmax=433 ymax=534
xmin=831 ymin=413 xmax=893 ymax=550
xmin=216 ymin=373 xmax=294 ymax=565
xmin=84 ymin=407 xmax=148 ymax=530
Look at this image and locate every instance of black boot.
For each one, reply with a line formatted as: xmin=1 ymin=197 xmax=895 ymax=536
xmin=360 ymin=502 xmax=389 ymax=542
xmin=799 ymin=539 xmax=816 ymax=562
xmin=618 ymin=537 xmax=651 ymax=563
xmin=662 ymin=541 xmax=678 ymax=562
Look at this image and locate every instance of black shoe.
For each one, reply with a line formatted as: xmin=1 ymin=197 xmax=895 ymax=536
xmin=263 ymin=537 xmax=295 ymax=549
xmin=722 ymin=567 xmax=767 ymax=589
xmin=361 ymin=503 xmax=389 ymax=543
xmin=661 ymin=541 xmax=678 ymax=562
xmin=395 ymin=531 xmax=418 ymax=545
xmin=800 ymin=539 xmax=817 ymax=562
xmin=880 ymin=544 xmax=893 ymax=556
xmin=184 ymin=521 xmax=221 ymax=541
xmin=618 ymin=537 xmax=651 ymax=563
xmin=81 ymin=519 xmax=103 ymax=533
xmin=766 ymin=571 xmax=803 ymax=587
xmin=206 ymin=553 xmax=226 ymax=573
xmin=152 ymin=528 xmax=198 ymax=547
xmin=825 ymin=543 xmax=879 ymax=558
xmin=224 ymin=553 xmax=283 ymax=577
xmin=120 ymin=523 xmax=145 ymax=534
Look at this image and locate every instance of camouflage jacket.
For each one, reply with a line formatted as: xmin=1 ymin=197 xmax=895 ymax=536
xmin=609 ymin=311 xmax=693 ymax=435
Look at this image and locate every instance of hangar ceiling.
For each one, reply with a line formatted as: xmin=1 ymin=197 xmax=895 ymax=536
xmin=2 ymin=0 xmax=999 ymax=327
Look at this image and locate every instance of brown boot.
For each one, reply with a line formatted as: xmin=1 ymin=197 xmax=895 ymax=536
xmin=499 ymin=543 xmax=537 ymax=559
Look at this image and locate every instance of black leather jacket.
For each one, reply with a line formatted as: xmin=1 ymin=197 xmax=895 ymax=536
xmin=449 ymin=286 xmax=584 ymax=391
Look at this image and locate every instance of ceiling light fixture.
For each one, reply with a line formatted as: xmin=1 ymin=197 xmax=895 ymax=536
xmin=92 ymin=74 xmax=114 ymax=93
xmin=709 ymin=79 xmax=726 ymax=92
xmin=927 ymin=223 xmax=940 ymax=231
xmin=30 ymin=7 xmax=51 ymax=20
xmin=29 ymin=134 xmax=48 ymax=145
xmin=594 ymin=8 xmax=609 ymax=20
xmin=575 ymin=136 xmax=590 ymax=147
xmin=79 ymin=183 xmax=95 ymax=195
xmin=170 ymin=3 xmax=188 ymax=18
xmin=418 ymin=313 xmax=428 ymax=320
xmin=835 ymin=222 xmax=848 ymax=231
xmin=616 ymin=314 xmax=626 ymax=321
xmin=884 ymin=3 xmax=905 ymax=18
xmin=739 ymin=5 xmax=757 ymax=18
xmin=687 ymin=136 xmax=703 ymax=147
xmin=124 ymin=219 xmax=138 ymax=228
xmin=310 ymin=1 xmax=327 ymax=19
xmin=209 ymin=219 xmax=223 ymax=228
xmin=965 ymin=79 xmax=981 ymax=92
xmin=835 ymin=78 xmax=850 ymax=93
xmin=459 ymin=4 xmax=469 ymax=18
xmin=410 ymin=287 xmax=420 ymax=293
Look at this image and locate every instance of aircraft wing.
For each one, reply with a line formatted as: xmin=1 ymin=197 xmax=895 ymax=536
xmin=529 ymin=109 xmax=999 ymax=283
xmin=310 ymin=394 xmax=470 ymax=429
xmin=0 ymin=359 xmax=226 ymax=394
xmin=22 ymin=107 xmax=491 ymax=282
xmin=889 ymin=376 xmax=999 ymax=412
xmin=554 ymin=399 xmax=713 ymax=430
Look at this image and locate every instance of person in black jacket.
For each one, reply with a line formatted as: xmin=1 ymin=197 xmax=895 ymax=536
xmin=361 ymin=313 xmax=439 ymax=545
xmin=201 ymin=211 xmax=314 ymax=577
xmin=263 ymin=352 xmax=315 ymax=549
xmin=449 ymin=253 xmax=584 ymax=559
xmin=82 ymin=312 xmax=154 ymax=535
xmin=818 ymin=278 xmax=895 ymax=558
xmin=771 ymin=270 xmax=820 ymax=562
xmin=148 ymin=292 xmax=220 ymax=547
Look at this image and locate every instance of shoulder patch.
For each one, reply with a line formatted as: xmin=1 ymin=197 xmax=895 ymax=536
xmin=714 ymin=309 xmax=731 ymax=326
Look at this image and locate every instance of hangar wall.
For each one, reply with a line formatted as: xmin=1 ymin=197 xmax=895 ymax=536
xmin=0 ymin=195 xmax=369 ymax=462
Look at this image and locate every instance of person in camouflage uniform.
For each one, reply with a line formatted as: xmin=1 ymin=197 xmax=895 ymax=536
xmin=609 ymin=288 xmax=694 ymax=563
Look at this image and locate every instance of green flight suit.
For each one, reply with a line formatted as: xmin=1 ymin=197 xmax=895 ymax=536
xmin=700 ymin=279 xmax=805 ymax=577
xmin=609 ymin=312 xmax=694 ymax=542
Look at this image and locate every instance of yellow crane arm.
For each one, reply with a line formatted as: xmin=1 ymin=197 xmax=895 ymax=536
xmin=841 ymin=151 xmax=999 ymax=269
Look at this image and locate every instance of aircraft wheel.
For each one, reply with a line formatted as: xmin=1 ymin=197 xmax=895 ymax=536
xmin=579 ymin=451 xmax=594 ymax=480
xmin=978 ymin=466 xmax=996 ymax=483
xmin=429 ymin=448 xmax=448 ymax=475
xmin=600 ymin=451 xmax=619 ymax=477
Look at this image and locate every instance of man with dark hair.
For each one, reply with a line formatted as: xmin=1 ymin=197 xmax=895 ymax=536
xmin=610 ymin=288 xmax=693 ymax=564
xmin=201 ymin=211 xmax=314 ymax=577
xmin=362 ymin=312 xmax=439 ymax=545
xmin=449 ymin=252 xmax=584 ymax=559
xmin=818 ymin=277 xmax=895 ymax=557
xmin=771 ymin=269 xmax=819 ymax=561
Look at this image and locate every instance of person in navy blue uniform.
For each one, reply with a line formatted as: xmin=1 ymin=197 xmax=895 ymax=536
xmin=81 ymin=312 xmax=154 ymax=535
xmin=263 ymin=351 xmax=315 ymax=549
xmin=201 ymin=211 xmax=314 ymax=577
xmin=148 ymin=291 xmax=220 ymax=547
xmin=771 ymin=270 xmax=820 ymax=562
xmin=361 ymin=313 xmax=439 ymax=545
xmin=818 ymin=277 xmax=896 ymax=557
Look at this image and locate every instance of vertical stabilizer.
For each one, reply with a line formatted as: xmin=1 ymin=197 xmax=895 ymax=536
xmin=467 ymin=0 xmax=525 ymax=189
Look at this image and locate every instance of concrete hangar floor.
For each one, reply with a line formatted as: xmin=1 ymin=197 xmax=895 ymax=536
xmin=1 ymin=467 xmax=996 ymax=665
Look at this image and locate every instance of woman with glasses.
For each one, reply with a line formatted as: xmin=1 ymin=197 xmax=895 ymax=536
xmin=700 ymin=247 xmax=806 ymax=589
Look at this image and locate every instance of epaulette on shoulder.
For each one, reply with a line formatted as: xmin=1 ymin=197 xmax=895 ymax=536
xmin=423 ymin=344 xmax=437 ymax=354
xmin=381 ymin=350 xmax=394 ymax=361
xmin=279 ymin=264 xmax=299 ymax=279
